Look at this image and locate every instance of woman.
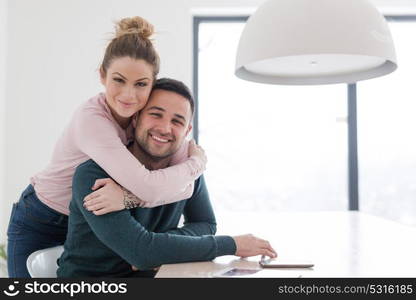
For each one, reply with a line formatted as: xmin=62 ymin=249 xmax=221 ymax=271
xmin=7 ymin=16 xmax=206 ymax=278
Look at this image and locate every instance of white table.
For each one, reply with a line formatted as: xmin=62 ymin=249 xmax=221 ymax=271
xmin=156 ymin=211 xmax=416 ymax=277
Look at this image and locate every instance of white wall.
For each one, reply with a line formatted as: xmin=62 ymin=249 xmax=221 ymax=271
xmin=0 ymin=0 xmax=7 ymax=243
xmin=0 ymin=0 xmax=266 ymax=243
xmin=1 ymin=0 xmax=416 ymax=242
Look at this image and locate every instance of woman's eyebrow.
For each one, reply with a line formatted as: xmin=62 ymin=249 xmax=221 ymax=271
xmin=111 ymin=72 xmax=150 ymax=81
xmin=112 ymin=72 xmax=127 ymax=79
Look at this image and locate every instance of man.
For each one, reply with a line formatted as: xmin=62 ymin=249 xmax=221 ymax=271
xmin=57 ymin=78 xmax=277 ymax=277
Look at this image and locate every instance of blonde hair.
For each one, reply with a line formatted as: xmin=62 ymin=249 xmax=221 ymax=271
xmin=101 ymin=16 xmax=160 ymax=79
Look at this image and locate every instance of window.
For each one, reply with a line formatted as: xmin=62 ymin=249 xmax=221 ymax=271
xmin=358 ymin=19 xmax=416 ymax=226
xmin=197 ymin=20 xmax=348 ymax=213
xmin=195 ymin=17 xmax=416 ymax=227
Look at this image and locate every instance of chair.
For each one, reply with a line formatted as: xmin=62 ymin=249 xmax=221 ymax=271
xmin=26 ymin=245 xmax=64 ymax=278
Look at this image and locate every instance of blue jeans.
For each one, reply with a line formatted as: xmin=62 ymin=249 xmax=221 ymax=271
xmin=7 ymin=185 xmax=68 ymax=278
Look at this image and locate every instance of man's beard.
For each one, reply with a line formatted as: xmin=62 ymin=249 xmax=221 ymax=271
xmin=135 ymin=134 xmax=177 ymax=161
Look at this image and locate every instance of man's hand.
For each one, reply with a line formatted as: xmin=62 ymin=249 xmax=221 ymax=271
xmin=83 ymin=178 xmax=124 ymax=215
xmin=188 ymin=139 xmax=207 ymax=166
xmin=233 ymin=234 xmax=277 ymax=258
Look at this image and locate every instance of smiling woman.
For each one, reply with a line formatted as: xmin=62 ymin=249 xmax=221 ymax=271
xmin=6 ymin=16 xmax=207 ymax=278
xmin=99 ymin=17 xmax=159 ymax=129
xmin=100 ymin=57 xmax=154 ymax=128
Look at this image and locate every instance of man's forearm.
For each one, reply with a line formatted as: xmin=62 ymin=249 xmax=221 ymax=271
xmin=73 ymin=168 xmax=236 ymax=270
xmin=74 ymin=188 xmax=235 ymax=270
xmin=165 ymin=221 xmax=216 ymax=236
xmin=80 ymin=208 xmax=235 ymax=270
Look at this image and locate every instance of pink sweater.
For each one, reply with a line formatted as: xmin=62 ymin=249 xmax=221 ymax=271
xmin=31 ymin=93 xmax=204 ymax=215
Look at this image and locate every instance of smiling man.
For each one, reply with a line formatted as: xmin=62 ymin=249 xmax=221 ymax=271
xmin=57 ymin=78 xmax=277 ymax=277
xmin=133 ymin=86 xmax=194 ymax=166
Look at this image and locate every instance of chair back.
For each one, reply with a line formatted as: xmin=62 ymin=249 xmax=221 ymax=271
xmin=26 ymin=245 xmax=64 ymax=278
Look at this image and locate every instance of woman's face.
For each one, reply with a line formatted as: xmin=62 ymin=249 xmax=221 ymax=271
xmin=100 ymin=56 xmax=154 ymax=126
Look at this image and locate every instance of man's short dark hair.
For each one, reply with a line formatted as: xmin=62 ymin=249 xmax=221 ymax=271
xmin=152 ymin=78 xmax=195 ymax=115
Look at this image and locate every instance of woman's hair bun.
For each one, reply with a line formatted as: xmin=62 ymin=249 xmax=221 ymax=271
xmin=115 ymin=16 xmax=154 ymax=39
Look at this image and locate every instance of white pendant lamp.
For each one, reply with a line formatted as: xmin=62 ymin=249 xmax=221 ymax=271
xmin=235 ymin=0 xmax=397 ymax=85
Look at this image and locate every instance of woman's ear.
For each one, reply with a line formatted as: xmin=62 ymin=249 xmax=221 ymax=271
xmin=99 ymin=67 xmax=106 ymax=85
xmin=132 ymin=112 xmax=138 ymax=128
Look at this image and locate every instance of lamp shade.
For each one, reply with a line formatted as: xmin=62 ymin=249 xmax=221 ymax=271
xmin=235 ymin=0 xmax=397 ymax=85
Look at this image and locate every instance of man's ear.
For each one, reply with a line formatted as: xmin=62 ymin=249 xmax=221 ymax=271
xmin=99 ymin=67 xmax=106 ymax=85
xmin=185 ymin=124 xmax=192 ymax=137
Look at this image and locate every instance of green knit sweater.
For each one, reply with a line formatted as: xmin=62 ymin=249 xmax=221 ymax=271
xmin=57 ymin=159 xmax=236 ymax=277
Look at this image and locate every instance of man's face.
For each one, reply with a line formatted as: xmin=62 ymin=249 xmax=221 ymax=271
xmin=134 ymin=89 xmax=192 ymax=159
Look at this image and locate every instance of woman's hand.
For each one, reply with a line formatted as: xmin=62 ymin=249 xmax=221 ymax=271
xmin=83 ymin=178 xmax=124 ymax=215
xmin=188 ymin=139 xmax=207 ymax=165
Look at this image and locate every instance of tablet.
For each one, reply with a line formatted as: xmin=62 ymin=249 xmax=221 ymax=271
xmin=259 ymin=259 xmax=314 ymax=269
xmin=213 ymin=268 xmax=261 ymax=278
